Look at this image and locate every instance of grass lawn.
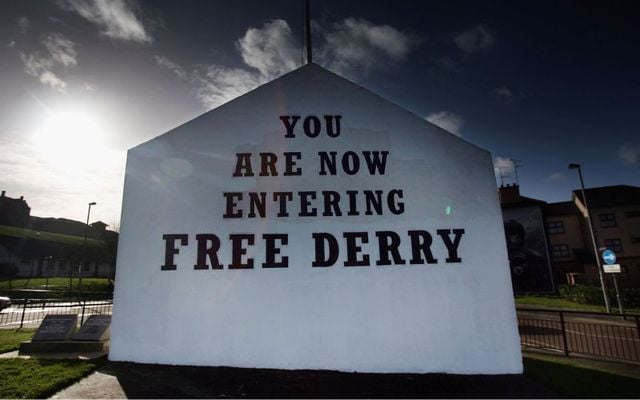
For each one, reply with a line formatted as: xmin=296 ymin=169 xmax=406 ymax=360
xmin=0 ymin=277 xmax=112 ymax=292
xmin=0 ymin=224 xmax=105 ymax=248
xmin=515 ymin=295 xmax=640 ymax=314
xmin=0 ymin=329 xmax=36 ymax=353
xmin=0 ymin=358 xmax=103 ymax=399
xmin=523 ymin=354 xmax=640 ymax=398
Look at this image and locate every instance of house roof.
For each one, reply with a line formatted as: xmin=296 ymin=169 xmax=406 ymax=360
xmin=544 ymin=201 xmax=580 ymax=216
xmin=573 ymin=185 xmax=640 ymax=208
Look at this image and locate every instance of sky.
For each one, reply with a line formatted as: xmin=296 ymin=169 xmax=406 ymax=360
xmin=0 ymin=0 xmax=638 ymax=227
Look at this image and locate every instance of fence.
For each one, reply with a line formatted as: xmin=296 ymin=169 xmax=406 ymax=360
xmin=517 ymin=308 xmax=640 ymax=362
xmin=0 ymin=298 xmax=113 ymax=329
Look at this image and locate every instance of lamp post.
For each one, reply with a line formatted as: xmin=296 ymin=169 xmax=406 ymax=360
xmin=80 ymin=201 xmax=96 ymax=292
xmin=568 ymin=163 xmax=611 ymax=313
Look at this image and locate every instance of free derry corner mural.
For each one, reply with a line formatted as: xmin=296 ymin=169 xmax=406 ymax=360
xmin=109 ymin=63 xmax=522 ymax=374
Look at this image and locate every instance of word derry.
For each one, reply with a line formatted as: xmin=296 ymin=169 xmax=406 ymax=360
xmin=160 ymin=114 xmax=466 ymax=270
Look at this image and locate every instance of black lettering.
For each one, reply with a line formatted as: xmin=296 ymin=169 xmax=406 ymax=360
xmin=262 ymin=234 xmax=288 ymax=268
xmin=280 ymin=115 xmax=300 ymax=138
xmin=312 ymin=233 xmax=339 ymax=267
xmin=229 ymin=234 xmax=255 ymax=269
xmin=303 ymin=115 xmax=321 ymax=137
xmin=233 ymin=153 xmax=254 ymax=177
xmin=318 ymin=151 xmax=337 ymax=175
xmin=223 ymin=192 xmax=243 ymax=218
xmin=363 ymin=151 xmax=388 ymax=175
xmin=162 ymin=234 xmax=188 ymax=270
xmin=195 ymin=234 xmax=222 ymax=270
xmin=324 ymin=115 xmax=341 ymax=137
xmin=408 ymin=230 xmax=438 ymax=264
xmin=346 ymin=190 xmax=359 ymax=216
xmin=273 ymin=192 xmax=293 ymax=217
xmin=259 ymin=153 xmax=278 ymax=176
xmin=364 ymin=190 xmax=383 ymax=215
xmin=344 ymin=232 xmax=370 ymax=266
xmin=322 ymin=191 xmax=342 ymax=216
xmin=284 ymin=152 xmax=302 ymax=176
xmin=388 ymin=189 xmax=405 ymax=215
xmin=375 ymin=231 xmax=406 ymax=265
xmin=298 ymin=191 xmax=317 ymax=217
xmin=342 ymin=151 xmax=360 ymax=175
xmin=437 ymin=229 xmax=465 ymax=263
xmin=248 ymin=192 xmax=266 ymax=218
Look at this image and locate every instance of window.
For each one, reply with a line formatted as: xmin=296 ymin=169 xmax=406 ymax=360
xmin=603 ymin=238 xmax=624 ymax=253
xmin=551 ymin=244 xmax=570 ymax=258
xmin=547 ymin=221 xmax=565 ymax=234
xmin=625 ymin=210 xmax=640 ymax=218
xmin=599 ymin=213 xmax=617 ymax=228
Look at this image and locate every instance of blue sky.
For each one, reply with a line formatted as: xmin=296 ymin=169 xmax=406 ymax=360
xmin=0 ymin=0 xmax=638 ymax=225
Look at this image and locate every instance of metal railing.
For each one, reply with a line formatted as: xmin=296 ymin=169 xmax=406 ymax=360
xmin=0 ymin=298 xmax=112 ymax=329
xmin=517 ymin=308 xmax=640 ymax=362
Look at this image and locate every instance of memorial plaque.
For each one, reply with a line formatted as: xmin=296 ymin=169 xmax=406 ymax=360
xmin=72 ymin=315 xmax=111 ymax=341
xmin=31 ymin=314 xmax=78 ymax=342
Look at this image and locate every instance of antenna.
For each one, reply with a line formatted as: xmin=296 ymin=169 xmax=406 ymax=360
xmin=511 ymin=159 xmax=523 ymax=185
xmin=498 ymin=167 xmax=506 ymax=186
xmin=304 ymin=0 xmax=313 ymax=64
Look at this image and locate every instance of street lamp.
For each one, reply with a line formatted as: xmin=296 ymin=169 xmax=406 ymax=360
xmin=80 ymin=201 xmax=96 ymax=291
xmin=568 ymin=163 xmax=611 ymax=313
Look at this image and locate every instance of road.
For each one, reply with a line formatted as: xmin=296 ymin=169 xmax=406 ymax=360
xmin=517 ymin=309 xmax=640 ymax=362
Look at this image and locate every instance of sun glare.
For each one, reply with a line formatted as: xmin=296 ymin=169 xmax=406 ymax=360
xmin=31 ymin=107 xmax=108 ymax=168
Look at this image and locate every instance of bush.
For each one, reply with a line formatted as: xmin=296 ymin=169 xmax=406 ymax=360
xmin=558 ymin=284 xmax=640 ymax=309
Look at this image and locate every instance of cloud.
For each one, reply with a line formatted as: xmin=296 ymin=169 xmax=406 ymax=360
xmin=191 ymin=18 xmax=418 ymax=109
xmin=494 ymin=156 xmax=514 ymax=178
xmin=57 ymin=0 xmax=151 ymax=43
xmin=618 ymin=144 xmax=640 ymax=165
xmin=237 ymin=19 xmax=298 ymax=78
xmin=194 ymin=65 xmax=265 ymax=110
xmin=546 ymin=172 xmax=567 ymax=182
xmin=320 ymin=18 xmax=418 ymax=75
xmin=154 ymin=55 xmax=187 ymax=79
xmin=43 ymin=33 xmax=78 ymax=67
xmin=454 ymin=25 xmax=495 ymax=53
xmin=16 ymin=16 xmax=31 ymax=35
xmin=20 ymin=33 xmax=77 ymax=93
xmin=492 ymin=86 xmax=513 ymax=99
xmin=425 ymin=111 xmax=465 ymax=136
xmin=192 ymin=19 xmax=299 ymax=109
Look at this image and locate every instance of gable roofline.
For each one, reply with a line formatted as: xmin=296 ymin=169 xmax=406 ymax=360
xmin=128 ymin=63 xmax=488 ymax=155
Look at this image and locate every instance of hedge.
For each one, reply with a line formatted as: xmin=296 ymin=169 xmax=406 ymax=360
xmin=558 ymin=284 xmax=640 ymax=309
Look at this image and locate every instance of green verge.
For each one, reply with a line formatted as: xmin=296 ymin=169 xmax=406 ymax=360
xmin=0 ymin=358 xmax=103 ymax=399
xmin=0 ymin=329 xmax=36 ymax=353
xmin=515 ymin=295 xmax=640 ymax=314
xmin=0 ymin=277 xmax=112 ymax=292
xmin=523 ymin=355 xmax=640 ymax=398
xmin=0 ymin=225 xmax=105 ymax=247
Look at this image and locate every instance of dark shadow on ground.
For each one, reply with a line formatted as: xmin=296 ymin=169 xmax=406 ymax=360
xmin=99 ymin=361 xmax=557 ymax=399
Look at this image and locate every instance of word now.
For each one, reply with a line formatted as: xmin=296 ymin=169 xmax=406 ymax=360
xmin=160 ymin=229 xmax=465 ymax=270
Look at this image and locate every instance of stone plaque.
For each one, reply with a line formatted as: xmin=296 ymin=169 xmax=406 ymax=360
xmin=72 ymin=315 xmax=111 ymax=341
xmin=31 ymin=314 xmax=78 ymax=342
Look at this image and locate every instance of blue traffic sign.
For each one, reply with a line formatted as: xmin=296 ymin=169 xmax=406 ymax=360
xmin=602 ymin=249 xmax=617 ymax=265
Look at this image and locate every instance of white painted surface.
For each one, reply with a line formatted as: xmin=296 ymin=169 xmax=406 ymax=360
xmin=110 ymin=64 xmax=522 ymax=373
xmin=603 ymin=264 xmax=621 ymax=273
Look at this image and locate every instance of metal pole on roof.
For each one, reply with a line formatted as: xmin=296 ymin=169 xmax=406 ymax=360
xmin=305 ymin=0 xmax=313 ymax=64
xmin=568 ymin=163 xmax=611 ymax=313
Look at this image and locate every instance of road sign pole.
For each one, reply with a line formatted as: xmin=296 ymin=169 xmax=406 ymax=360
xmin=611 ymin=273 xmax=624 ymax=315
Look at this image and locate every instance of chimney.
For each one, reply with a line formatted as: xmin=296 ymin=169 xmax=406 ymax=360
xmin=498 ymin=184 xmax=521 ymax=205
xmin=19 ymin=196 xmax=24 ymax=200
xmin=1 ymin=191 xmax=5 ymax=197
